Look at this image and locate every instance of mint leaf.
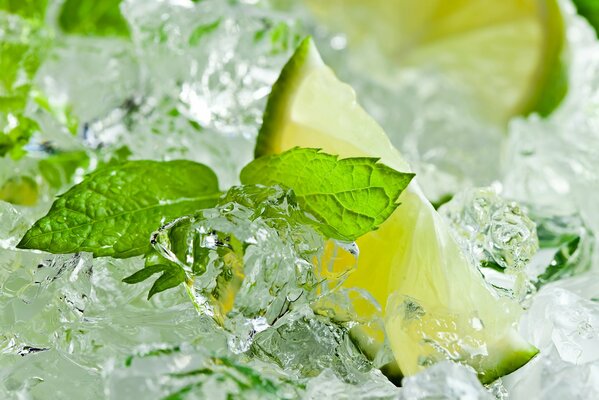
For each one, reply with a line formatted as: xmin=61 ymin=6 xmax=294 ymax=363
xmin=122 ymin=264 xmax=171 ymax=285
xmin=39 ymin=150 xmax=90 ymax=189
xmin=58 ymin=0 xmax=130 ymax=38
xmin=148 ymin=266 xmax=186 ymax=299
xmin=18 ymin=160 xmax=221 ymax=258
xmin=240 ymin=148 xmax=414 ymax=241
xmin=123 ymin=263 xmax=186 ymax=299
xmin=188 ymin=18 xmax=221 ymax=46
xmin=0 ymin=0 xmax=48 ymax=21
xmin=573 ymin=0 xmax=599 ymax=37
xmin=1 ymin=12 xmax=49 ymax=158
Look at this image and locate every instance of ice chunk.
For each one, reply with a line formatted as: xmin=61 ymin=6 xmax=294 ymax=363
xmin=439 ymin=188 xmax=538 ymax=299
xmin=440 ymin=188 xmax=538 ymax=274
xmin=151 ymin=185 xmax=358 ymax=351
xmin=250 ymin=306 xmax=371 ymax=381
xmin=304 ymin=368 xmax=401 ymax=400
xmin=504 ymin=283 xmax=599 ymax=399
xmin=527 ymin=210 xmax=594 ymax=288
xmin=399 ymin=361 xmax=493 ymax=400
xmin=35 ymin=36 xmax=140 ymax=130
xmin=121 ymin=0 xmax=302 ymax=136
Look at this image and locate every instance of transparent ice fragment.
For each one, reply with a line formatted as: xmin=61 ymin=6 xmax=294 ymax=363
xmin=520 ymin=287 xmax=599 ymax=365
xmin=250 ymin=306 xmax=371 ymax=382
xmin=399 ymin=361 xmax=493 ymax=400
xmin=0 ymin=201 xmax=31 ymax=248
xmin=303 ymin=368 xmax=401 ymax=400
xmin=35 ymin=36 xmax=140 ymax=139
xmin=0 ymin=348 xmax=103 ymax=399
xmin=504 ymin=284 xmax=599 ymax=399
xmin=439 ymin=187 xmax=538 ymax=299
xmin=440 ymin=188 xmax=539 ymax=274
xmin=152 ymin=185 xmax=357 ymax=352
xmin=527 ymin=210 xmax=594 ymax=288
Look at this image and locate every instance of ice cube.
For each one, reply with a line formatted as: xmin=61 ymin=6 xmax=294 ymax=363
xmin=304 ymin=368 xmax=401 ymax=400
xmin=504 ymin=282 xmax=599 ymax=399
xmin=399 ymin=361 xmax=493 ymax=400
xmin=438 ymin=187 xmax=538 ymax=299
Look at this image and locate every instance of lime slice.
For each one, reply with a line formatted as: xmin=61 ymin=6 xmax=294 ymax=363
xmin=256 ymin=38 xmax=538 ymax=383
xmin=305 ymin=0 xmax=566 ymax=122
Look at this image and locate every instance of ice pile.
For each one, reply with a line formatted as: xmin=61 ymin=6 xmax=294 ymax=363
xmin=3 ymin=0 xmax=599 ymax=399
xmin=503 ymin=0 xmax=599 ymax=248
xmin=151 ymin=185 xmax=326 ymax=346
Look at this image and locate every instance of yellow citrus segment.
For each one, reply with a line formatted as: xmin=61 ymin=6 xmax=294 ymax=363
xmin=305 ymin=0 xmax=565 ymax=122
xmin=256 ymin=38 xmax=538 ymax=382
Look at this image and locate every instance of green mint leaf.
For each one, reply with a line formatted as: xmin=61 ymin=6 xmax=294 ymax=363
xmin=239 ymin=148 xmax=414 ymax=241
xmin=39 ymin=150 xmax=90 ymax=189
xmin=573 ymin=0 xmax=599 ymax=37
xmin=123 ymin=263 xmax=186 ymax=300
xmin=188 ymin=18 xmax=221 ymax=46
xmin=17 ymin=160 xmax=221 ymax=258
xmin=0 ymin=0 xmax=48 ymax=21
xmin=1 ymin=11 xmax=49 ymax=158
xmin=147 ymin=266 xmax=186 ymax=299
xmin=58 ymin=0 xmax=130 ymax=38
xmin=122 ymin=264 xmax=171 ymax=284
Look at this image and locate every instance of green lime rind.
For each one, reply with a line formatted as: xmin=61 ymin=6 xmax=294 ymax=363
xmin=255 ymin=37 xmax=316 ymax=158
xmin=476 ymin=332 xmax=539 ymax=384
xmin=525 ymin=0 xmax=567 ymax=117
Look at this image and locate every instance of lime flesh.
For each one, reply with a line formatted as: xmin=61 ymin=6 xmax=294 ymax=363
xmin=305 ymin=0 xmax=566 ymax=122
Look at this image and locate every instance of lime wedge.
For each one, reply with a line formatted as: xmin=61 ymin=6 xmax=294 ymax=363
xmin=256 ymin=38 xmax=538 ymax=383
xmin=305 ymin=0 xmax=566 ymax=122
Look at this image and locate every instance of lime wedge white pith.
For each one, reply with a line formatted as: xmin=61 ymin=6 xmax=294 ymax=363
xmin=305 ymin=0 xmax=565 ymax=122
xmin=256 ymin=38 xmax=538 ymax=383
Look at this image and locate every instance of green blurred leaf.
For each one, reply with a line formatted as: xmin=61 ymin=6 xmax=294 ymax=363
xmin=58 ymin=0 xmax=130 ymax=37
xmin=0 ymin=0 xmax=48 ymax=21
xmin=188 ymin=18 xmax=221 ymax=46
xmin=148 ymin=266 xmax=186 ymax=299
xmin=0 ymin=176 xmax=38 ymax=205
xmin=573 ymin=0 xmax=599 ymax=37
xmin=38 ymin=150 xmax=89 ymax=189
xmin=0 ymin=12 xmax=49 ymax=158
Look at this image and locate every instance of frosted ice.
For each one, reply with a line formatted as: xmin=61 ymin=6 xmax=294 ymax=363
xmin=504 ymin=283 xmax=599 ymax=399
xmin=250 ymin=306 xmax=371 ymax=381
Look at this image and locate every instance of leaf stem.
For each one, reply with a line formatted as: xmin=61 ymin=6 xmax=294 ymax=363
xmin=184 ymin=278 xmax=203 ymax=314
